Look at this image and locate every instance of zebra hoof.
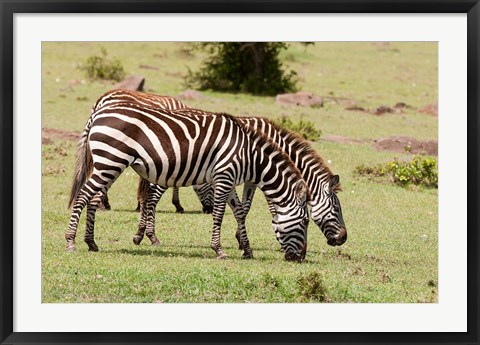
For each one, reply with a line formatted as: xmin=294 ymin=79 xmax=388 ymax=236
xmin=88 ymin=244 xmax=99 ymax=252
xmin=175 ymin=208 xmax=185 ymax=214
xmin=132 ymin=235 xmax=143 ymax=245
xmin=216 ymin=253 xmax=228 ymax=260
xmin=242 ymin=253 xmax=254 ymax=260
xmin=151 ymin=240 xmax=161 ymax=247
xmin=66 ymin=245 xmax=76 ymax=252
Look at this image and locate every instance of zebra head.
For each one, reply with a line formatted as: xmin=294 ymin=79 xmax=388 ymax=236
xmin=310 ymin=174 xmax=347 ymax=246
xmin=271 ymin=180 xmax=309 ymax=262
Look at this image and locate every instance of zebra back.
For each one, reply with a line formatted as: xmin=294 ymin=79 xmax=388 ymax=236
xmin=93 ymin=89 xmax=188 ymax=112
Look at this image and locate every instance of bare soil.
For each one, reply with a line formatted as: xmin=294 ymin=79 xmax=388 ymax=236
xmin=373 ymin=136 xmax=438 ymax=156
xmin=322 ymin=134 xmax=437 ymax=156
xmin=42 ymin=128 xmax=80 ymax=144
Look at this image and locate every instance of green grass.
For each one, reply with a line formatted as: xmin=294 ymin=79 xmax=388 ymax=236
xmin=42 ymin=42 xmax=438 ymax=303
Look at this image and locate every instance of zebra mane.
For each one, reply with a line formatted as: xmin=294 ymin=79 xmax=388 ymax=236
xmin=227 ymin=115 xmax=309 ymax=195
xmin=237 ymin=116 xmax=341 ymax=193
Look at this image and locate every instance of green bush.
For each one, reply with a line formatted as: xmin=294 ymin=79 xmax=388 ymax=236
xmin=184 ymin=42 xmax=298 ymax=96
xmin=297 ymin=272 xmax=330 ymax=302
xmin=274 ymin=116 xmax=322 ymax=141
xmin=80 ymin=48 xmax=125 ymax=81
xmin=354 ymin=156 xmax=438 ymax=188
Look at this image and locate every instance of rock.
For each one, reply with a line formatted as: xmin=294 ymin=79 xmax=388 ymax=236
xmin=345 ymin=106 xmax=367 ymax=112
xmin=275 ymin=91 xmax=323 ymax=107
xmin=393 ymin=102 xmax=414 ymax=110
xmin=374 ymin=105 xmax=396 ymax=115
xmin=177 ymin=89 xmax=204 ymax=100
xmin=113 ymin=75 xmax=145 ymax=91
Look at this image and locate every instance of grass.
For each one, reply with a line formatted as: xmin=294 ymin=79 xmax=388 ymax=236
xmin=42 ymin=42 xmax=438 ymax=303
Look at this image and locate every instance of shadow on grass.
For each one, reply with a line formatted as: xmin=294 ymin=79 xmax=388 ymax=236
xmin=103 ymin=245 xmax=283 ymax=263
xmin=114 ymin=248 xmax=208 ymax=259
xmin=105 ymin=209 xmax=205 ymax=215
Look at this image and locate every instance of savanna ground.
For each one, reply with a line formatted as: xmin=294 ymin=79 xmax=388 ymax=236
xmin=42 ymin=42 xmax=438 ymax=303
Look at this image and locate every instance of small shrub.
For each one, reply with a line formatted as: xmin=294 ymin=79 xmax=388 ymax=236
xmin=297 ymin=272 xmax=330 ymax=302
xmin=354 ymin=156 xmax=438 ymax=188
xmin=184 ymin=42 xmax=299 ymax=96
xmin=353 ymin=164 xmax=387 ymax=177
xmin=261 ymin=273 xmax=280 ymax=289
xmin=80 ymin=48 xmax=125 ymax=81
xmin=274 ymin=116 xmax=322 ymax=141
xmin=386 ymin=156 xmax=438 ymax=188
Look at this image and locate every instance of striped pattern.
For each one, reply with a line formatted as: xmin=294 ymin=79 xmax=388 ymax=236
xmin=141 ymin=117 xmax=347 ymax=247
xmin=66 ymin=103 xmax=309 ymax=261
xmin=235 ymin=117 xmax=347 ymax=246
xmin=93 ymin=89 xmax=188 ymax=112
xmin=91 ymin=89 xmax=203 ymax=213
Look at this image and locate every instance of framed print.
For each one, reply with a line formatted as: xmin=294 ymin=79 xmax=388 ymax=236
xmin=1 ymin=1 xmax=479 ymax=344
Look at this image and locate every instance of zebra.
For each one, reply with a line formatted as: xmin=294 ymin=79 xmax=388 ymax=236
xmin=135 ymin=116 xmax=347 ymax=249
xmin=84 ymin=90 xmax=345 ymax=249
xmin=66 ymin=102 xmax=310 ymax=261
xmin=91 ymin=89 xmax=210 ymax=213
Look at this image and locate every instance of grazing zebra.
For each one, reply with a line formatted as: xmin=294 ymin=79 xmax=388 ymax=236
xmin=66 ymin=103 xmax=309 ymax=261
xmin=136 ymin=116 xmax=347 ymax=249
xmin=91 ymin=89 xmax=212 ymax=213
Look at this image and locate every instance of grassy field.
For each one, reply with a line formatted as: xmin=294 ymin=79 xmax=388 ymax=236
xmin=42 ymin=42 xmax=438 ymax=303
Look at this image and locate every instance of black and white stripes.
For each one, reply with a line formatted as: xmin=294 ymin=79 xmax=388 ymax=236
xmin=66 ymin=101 xmax=309 ymax=261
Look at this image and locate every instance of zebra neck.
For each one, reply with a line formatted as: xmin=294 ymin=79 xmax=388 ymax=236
xmin=247 ymin=135 xmax=299 ymax=204
xmin=264 ymin=127 xmax=331 ymax=204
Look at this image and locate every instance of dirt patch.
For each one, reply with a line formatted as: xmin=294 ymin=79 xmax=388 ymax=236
xmin=275 ymin=91 xmax=323 ymax=107
xmin=322 ymin=134 xmax=437 ymax=156
xmin=42 ymin=128 xmax=80 ymax=144
xmin=419 ymin=102 xmax=438 ymax=116
xmin=373 ymin=136 xmax=437 ymax=156
xmin=346 ymin=102 xmax=415 ymax=115
xmin=177 ymin=89 xmax=204 ymax=100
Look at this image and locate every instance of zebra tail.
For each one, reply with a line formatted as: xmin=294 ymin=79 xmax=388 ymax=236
xmin=67 ymin=119 xmax=94 ymax=209
xmin=137 ymin=177 xmax=150 ymax=205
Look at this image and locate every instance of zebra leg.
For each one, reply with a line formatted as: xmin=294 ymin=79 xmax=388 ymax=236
xmin=171 ymin=187 xmax=185 ymax=213
xmin=133 ymin=196 xmax=147 ymax=245
xmin=97 ymin=192 xmax=111 ymax=211
xmin=210 ymin=184 xmax=232 ymax=259
xmin=83 ymin=191 xmax=104 ymax=252
xmin=133 ymin=184 xmax=166 ymax=246
xmin=193 ymin=183 xmax=214 ymax=214
xmin=144 ymin=184 xmax=165 ymax=246
xmin=66 ymin=170 xmax=118 ymax=252
xmin=227 ymin=190 xmax=253 ymax=259
xmin=235 ymin=182 xmax=257 ymax=249
xmin=241 ymin=182 xmax=257 ymax=215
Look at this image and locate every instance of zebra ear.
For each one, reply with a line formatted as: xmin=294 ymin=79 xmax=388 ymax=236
xmin=329 ymin=175 xmax=340 ymax=192
xmin=295 ymin=180 xmax=307 ymax=204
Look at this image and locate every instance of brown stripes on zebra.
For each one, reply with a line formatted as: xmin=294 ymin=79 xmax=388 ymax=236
xmin=66 ymin=102 xmax=309 ymax=261
xmin=136 ymin=114 xmax=347 ymax=249
xmin=91 ymin=89 xmax=207 ymax=213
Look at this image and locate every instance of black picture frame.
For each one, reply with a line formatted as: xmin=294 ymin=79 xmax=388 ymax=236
xmin=1 ymin=1 xmax=479 ymax=344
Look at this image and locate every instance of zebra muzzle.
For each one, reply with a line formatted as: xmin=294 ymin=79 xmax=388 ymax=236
xmin=327 ymin=227 xmax=347 ymax=246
